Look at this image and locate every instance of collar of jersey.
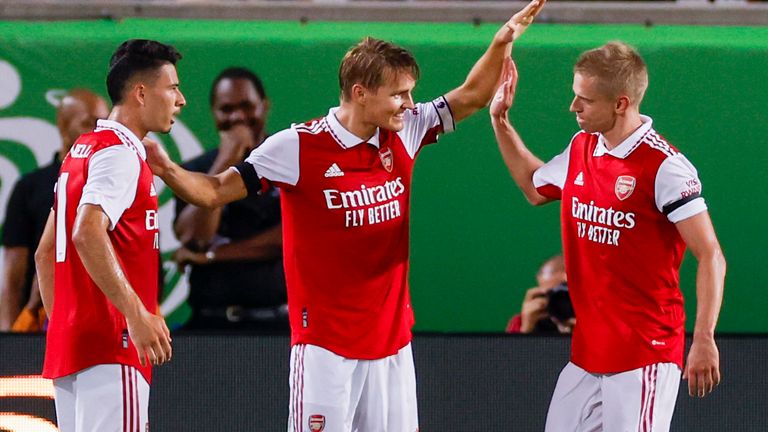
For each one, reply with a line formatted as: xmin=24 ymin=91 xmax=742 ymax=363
xmin=594 ymin=114 xmax=653 ymax=159
xmin=94 ymin=119 xmax=147 ymax=160
xmin=326 ymin=107 xmax=381 ymax=149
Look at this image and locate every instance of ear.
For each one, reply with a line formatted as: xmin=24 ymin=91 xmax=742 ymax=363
xmin=263 ymin=97 xmax=272 ymax=115
xmin=615 ymin=95 xmax=631 ymax=114
xmin=129 ymin=83 xmax=147 ymax=107
xmin=351 ymin=83 xmax=367 ymax=105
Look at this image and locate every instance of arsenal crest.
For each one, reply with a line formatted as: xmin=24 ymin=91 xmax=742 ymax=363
xmin=615 ymin=175 xmax=636 ymax=201
xmin=379 ymin=147 xmax=394 ymax=172
xmin=308 ymin=414 xmax=325 ymax=431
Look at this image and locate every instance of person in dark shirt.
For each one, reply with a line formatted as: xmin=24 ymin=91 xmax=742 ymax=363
xmin=173 ymin=67 xmax=286 ymax=330
xmin=0 ymin=89 xmax=108 ymax=331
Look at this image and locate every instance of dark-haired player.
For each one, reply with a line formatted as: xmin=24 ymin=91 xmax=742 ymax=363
xmin=35 ymin=39 xmax=185 ymax=432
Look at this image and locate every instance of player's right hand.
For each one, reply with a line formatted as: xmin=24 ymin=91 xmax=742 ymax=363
xmin=127 ymin=307 xmax=173 ymax=367
xmin=494 ymin=0 xmax=547 ymax=44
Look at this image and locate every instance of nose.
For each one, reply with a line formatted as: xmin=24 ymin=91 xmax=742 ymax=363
xmin=402 ymin=92 xmax=415 ymax=110
xmin=229 ymin=109 xmax=247 ymax=124
xmin=569 ymin=97 xmax=579 ymax=113
xmin=177 ymin=89 xmax=187 ymax=107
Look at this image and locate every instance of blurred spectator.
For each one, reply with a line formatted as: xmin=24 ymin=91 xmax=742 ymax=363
xmin=505 ymin=254 xmax=575 ymax=334
xmin=173 ymin=67 xmax=286 ymax=331
xmin=0 ymin=89 xmax=108 ymax=332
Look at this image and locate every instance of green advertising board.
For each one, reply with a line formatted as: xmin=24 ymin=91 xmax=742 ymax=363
xmin=0 ymin=19 xmax=765 ymax=332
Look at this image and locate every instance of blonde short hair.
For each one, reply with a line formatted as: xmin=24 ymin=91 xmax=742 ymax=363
xmin=338 ymin=37 xmax=420 ymax=101
xmin=574 ymin=41 xmax=648 ymax=106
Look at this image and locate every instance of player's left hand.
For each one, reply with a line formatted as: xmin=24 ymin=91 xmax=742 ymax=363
xmin=143 ymin=137 xmax=173 ymax=177
xmin=683 ymin=336 xmax=721 ymax=398
xmin=494 ymin=0 xmax=547 ymax=44
xmin=490 ymin=57 xmax=518 ymax=118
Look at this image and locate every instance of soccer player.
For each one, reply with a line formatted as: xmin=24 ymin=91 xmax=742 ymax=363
xmin=490 ymin=43 xmax=726 ymax=431
xmin=144 ymin=2 xmax=545 ymax=430
xmin=34 ymin=39 xmax=184 ymax=432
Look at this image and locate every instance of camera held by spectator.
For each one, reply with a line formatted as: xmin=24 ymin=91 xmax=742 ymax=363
xmin=506 ymin=255 xmax=575 ymax=334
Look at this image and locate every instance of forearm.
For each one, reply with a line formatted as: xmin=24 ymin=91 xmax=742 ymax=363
xmin=692 ymin=249 xmax=726 ymax=341
xmin=491 ymin=114 xmax=548 ymax=205
xmin=0 ymin=247 xmax=30 ymax=330
xmin=73 ymin=226 xmax=145 ymax=320
xmin=214 ymin=224 xmax=283 ymax=262
xmin=161 ymin=162 xmax=246 ymax=208
xmin=461 ymin=41 xmax=510 ymax=108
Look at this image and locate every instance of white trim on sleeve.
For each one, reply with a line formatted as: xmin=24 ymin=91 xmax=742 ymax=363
xmin=668 ymin=198 xmax=707 ymax=224
xmin=79 ymin=146 xmax=140 ymax=230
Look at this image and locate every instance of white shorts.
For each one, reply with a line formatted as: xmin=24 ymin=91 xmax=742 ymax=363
xmin=53 ymin=364 xmax=149 ymax=432
xmin=545 ymin=362 xmax=681 ymax=432
xmin=288 ymin=343 xmax=418 ymax=432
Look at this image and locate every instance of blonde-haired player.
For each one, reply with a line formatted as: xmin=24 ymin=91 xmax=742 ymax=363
xmin=491 ymin=42 xmax=725 ymax=431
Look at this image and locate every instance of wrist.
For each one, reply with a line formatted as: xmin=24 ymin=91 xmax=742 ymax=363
xmin=205 ymin=249 xmax=215 ymax=263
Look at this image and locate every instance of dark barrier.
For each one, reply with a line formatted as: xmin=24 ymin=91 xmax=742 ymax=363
xmin=0 ymin=333 xmax=765 ymax=431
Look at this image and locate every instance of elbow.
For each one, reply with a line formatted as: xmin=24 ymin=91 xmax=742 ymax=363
xmin=716 ymin=248 xmax=727 ymax=276
xmin=527 ymin=195 xmax=549 ymax=206
xmin=34 ymin=241 xmax=53 ymax=269
xmin=71 ymin=224 xmax=93 ymax=256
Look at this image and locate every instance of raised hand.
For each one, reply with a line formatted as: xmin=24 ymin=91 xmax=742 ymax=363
xmin=126 ymin=307 xmax=173 ymax=367
xmin=490 ymin=57 xmax=519 ymax=117
xmin=218 ymin=123 xmax=255 ymax=166
xmin=495 ymin=0 xmax=547 ymax=44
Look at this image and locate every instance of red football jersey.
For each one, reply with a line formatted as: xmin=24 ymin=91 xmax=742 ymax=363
xmin=240 ymin=98 xmax=454 ymax=359
xmin=533 ymin=117 xmax=707 ymax=373
xmin=43 ymin=120 xmax=160 ymax=383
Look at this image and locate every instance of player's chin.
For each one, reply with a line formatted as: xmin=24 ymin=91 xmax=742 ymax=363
xmin=388 ymin=117 xmax=405 ymax=131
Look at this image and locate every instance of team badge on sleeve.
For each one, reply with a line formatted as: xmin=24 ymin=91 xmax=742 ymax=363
xmin=308 ymin=414 xmax=325 ymax=431
xmin=615 ymin=175 xmax=636 ymax=201
xmin=379 ymin=147 xmax=394 ymax=172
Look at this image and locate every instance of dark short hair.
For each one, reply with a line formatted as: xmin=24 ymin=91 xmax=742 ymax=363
xmin=209 ymin=67 xmax=267 ymax=107
xmin=106 ymin=39 xmax=182 ymax=105
xmin=339 ymin=37 xmax=420 ymax=101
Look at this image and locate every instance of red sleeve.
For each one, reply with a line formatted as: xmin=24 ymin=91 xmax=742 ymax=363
xmin=505 ymin=314 xmax=523 ymax=333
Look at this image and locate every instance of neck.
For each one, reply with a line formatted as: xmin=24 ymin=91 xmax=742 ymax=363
xmin=109 ymin=106 xmax=147 ymax=140
xmin=602 ymin=110 xmax=643 ymax=150
xmin=335 ymin=102 xmax=376 ymax=141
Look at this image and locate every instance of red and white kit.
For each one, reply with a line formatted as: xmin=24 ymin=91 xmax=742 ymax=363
xmin=534 ymin=116 xmax=706 ymax=431
xmin=237 ymin=96 xmax=454 ymax=432
xmin=44 ymin=119 xmax=159 ymax=432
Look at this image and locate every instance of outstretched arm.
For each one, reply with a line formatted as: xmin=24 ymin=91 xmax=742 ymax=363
xmin=174 ymin=224 xmax=283 ymax=267
xmin=490 ymin=58 xmax=551 ymax=205
xmin=144 ymin=138 xmax=248 ymax=208
xmin=678 ymin=211 xmax=726 ymax=398
xmin=445 ymin=0 xmax=546 ymax=123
